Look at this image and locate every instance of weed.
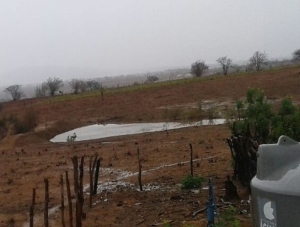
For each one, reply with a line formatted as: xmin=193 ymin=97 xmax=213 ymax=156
xmin=213 ymin=205 xmax=241 ymax=227
xmin=181 ymin=174 xmax=205 ymax=189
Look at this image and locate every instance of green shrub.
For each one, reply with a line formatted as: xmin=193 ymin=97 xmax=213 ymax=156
xmin=181 ymin=174 xmax=205 ymax=189
xmin=229 ymin=88 xmax=300 ymax=143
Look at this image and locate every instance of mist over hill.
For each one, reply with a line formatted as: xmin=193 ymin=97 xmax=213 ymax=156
xmin=0 ymin=66 xmax=191 ymax=101
xmin=0 ymin=58 xmax=295 ymax=102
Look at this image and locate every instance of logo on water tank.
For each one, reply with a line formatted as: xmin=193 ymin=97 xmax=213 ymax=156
xmin=263 ymin=201 xmax=275 ymax=220
xmin=259 ymin=197 xmax=277 ymax=227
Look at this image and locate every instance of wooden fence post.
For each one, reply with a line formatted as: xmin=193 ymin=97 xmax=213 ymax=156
xmin=65 ymin=171 xmax=73 ymax=227
xmin=44 ymin=178 xmax=49 ymax=227
xmin=189 ymin=143 xmax=194 ymax=177
xmin=29 ymin=205 xmax=34 ymax=227
xmin=93 ymin=159 xmax=100 ymax=195
xmin=78 ymin=156 xmax=84 ymax=227
xmin=60 ymin=174 xmax=66 ymax=227
xmin=71 ymin=156 xmax=78 ymax=196
xmin=89 ymin=154 xmax=98 ymax=208
xmin=71 ymin=156 xmax=80 ymax=227
xmin=29 ymin=188 xmax=36 ymax=227
xmin=89 ymin=156 xmax=95 ymax=208
xmin=72 ymin=155 xmax=85 ymax=227
xmin=137 ymin=148 xmax=143 ymax=191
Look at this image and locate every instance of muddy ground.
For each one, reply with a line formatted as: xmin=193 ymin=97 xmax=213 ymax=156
xmin=1 ymin=67 xmax=300 ymax=227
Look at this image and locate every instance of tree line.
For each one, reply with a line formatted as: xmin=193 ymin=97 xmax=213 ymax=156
xmin=4 ymin=78 xmax=103 ymax=101
xmin=190 ymin=49 xmax=300 ymax=77
xmin=3 ymin=49 xmax=300 ymax=101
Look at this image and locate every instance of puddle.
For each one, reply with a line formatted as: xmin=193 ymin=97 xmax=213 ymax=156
xmin=50 ymin=119 xmax=226 ymax=142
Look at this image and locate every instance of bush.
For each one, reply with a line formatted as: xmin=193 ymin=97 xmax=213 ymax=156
xmin=181 ymin=174 xmax=205 ymax=189
xmin=231 ymin=89 xmax=300 ymax=143
xmin=228 ymin=89 xmax=300 ymax=188
xmin=13 ymin=109 xmax=38 ymax=134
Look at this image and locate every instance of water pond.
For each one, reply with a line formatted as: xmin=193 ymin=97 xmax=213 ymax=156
xmin=50 ymin=119 xmax=226 ymax=143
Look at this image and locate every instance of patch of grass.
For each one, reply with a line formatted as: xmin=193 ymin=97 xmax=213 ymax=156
xmin=181 ymin=174 xmax=205 ymax=189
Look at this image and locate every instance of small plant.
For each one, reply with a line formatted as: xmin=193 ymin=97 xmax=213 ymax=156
xmin=214 ymin=205 xmax=241 ymax=227
xmin=67 ymin=133 xmax=77 ymax=142
xmin=181 ymin=174 xmax=205 ymax=189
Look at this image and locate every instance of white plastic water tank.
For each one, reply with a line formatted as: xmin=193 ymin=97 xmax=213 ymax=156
xmin=251 ymin=135 xmax=300 ymax=227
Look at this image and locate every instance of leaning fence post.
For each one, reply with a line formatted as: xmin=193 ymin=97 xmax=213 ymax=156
xmin=44 ymin=178 xmax=49 ymax=227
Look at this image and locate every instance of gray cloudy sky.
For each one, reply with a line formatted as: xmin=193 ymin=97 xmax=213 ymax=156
xmin=0 ymin=0 xmax=300 ymax=86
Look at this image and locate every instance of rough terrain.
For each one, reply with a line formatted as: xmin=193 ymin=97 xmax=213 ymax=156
xmin=1 ymin=66 xmax=300 ymax=227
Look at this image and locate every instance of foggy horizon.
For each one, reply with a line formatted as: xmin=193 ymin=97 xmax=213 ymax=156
xmin=1 ymin=0 xmax=300 ymax=86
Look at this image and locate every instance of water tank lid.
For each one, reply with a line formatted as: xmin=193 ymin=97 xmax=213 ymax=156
xmin=252 ymin=135 xmax=300 ymax=196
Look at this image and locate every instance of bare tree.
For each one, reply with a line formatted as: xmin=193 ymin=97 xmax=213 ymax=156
xmin=69 ymin=79 xmax=82 ymax=94
xmin=191 ymin=60 xmax=208 ymax=77
xmin=216 ymin=56 xmax=233 ymax=75
xmin=4 ymin=85 xmax=23 ymax=101
xmin=46 ymin=77 xmax=64 ymax=96
xmin=35 ymin=83 xmax=48 ymax=98
xmin=293 ymin=49 xmax=300 ymax=62
xmin=249 ymin=51 xmax=268 ymax=71
xmin=86 ymin=80 xmax=101 ymax=91
xmin=145 ymin=75 xmax=159 ymax=83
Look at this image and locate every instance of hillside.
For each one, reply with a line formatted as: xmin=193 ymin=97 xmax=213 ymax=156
xmin=0 ymin=66 xmax=299 ymax=227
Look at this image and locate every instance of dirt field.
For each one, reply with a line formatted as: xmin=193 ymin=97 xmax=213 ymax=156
xmin=1 ymin=66 xmax=300 ymax=227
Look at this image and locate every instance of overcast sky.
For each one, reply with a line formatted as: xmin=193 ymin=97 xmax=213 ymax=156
xmin=1 ymin=0 xmax=300 ymax=86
